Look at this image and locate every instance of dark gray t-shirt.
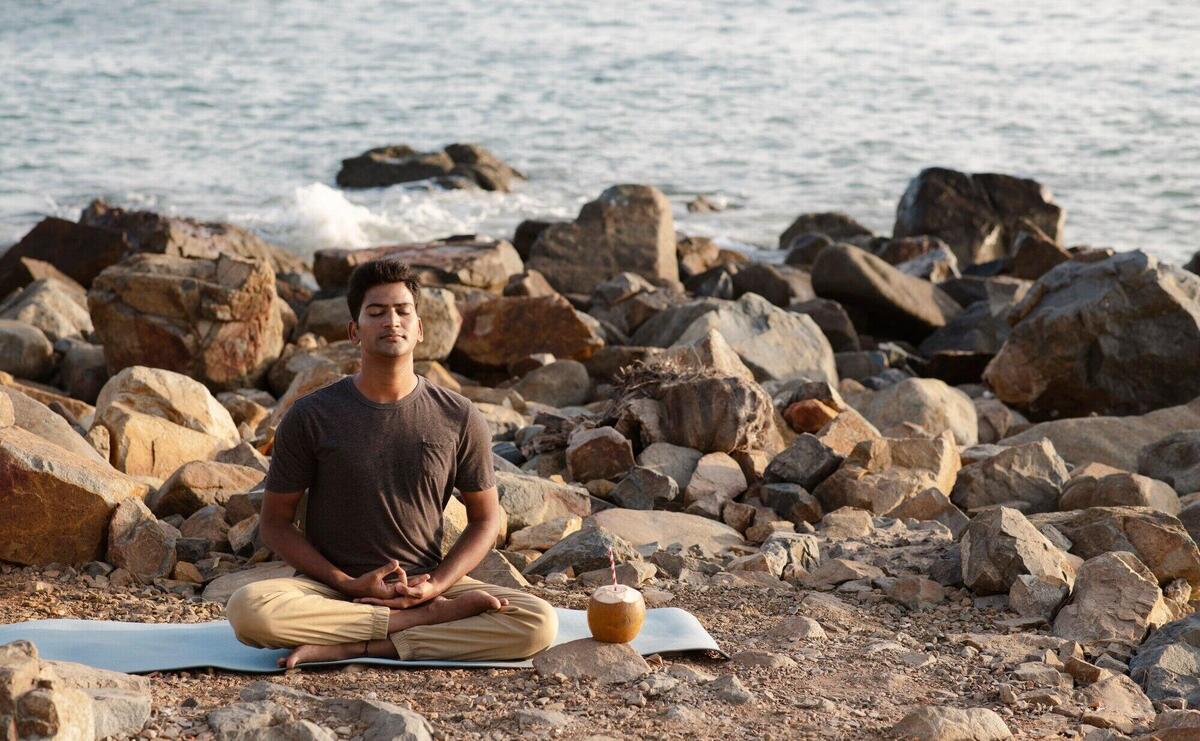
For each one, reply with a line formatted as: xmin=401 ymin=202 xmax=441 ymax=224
xmin=265 ymin=375 xmax=495 ymax=578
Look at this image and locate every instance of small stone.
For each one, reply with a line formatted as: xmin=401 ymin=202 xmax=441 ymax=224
xmin=709 ymin=674 xmax=754 ymax=705
xmin=532 ymin=639 xmax=650 ymax=684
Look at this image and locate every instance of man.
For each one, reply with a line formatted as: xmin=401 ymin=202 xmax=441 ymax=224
xmin=226 ymin=259 xmax=557 ymax=668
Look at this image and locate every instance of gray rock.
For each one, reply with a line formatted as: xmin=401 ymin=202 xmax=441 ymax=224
xmin=1131 ymin=614 xmax=1200 ymax=704
xmin=512 ymin=360 xmax=591 ymax=408
xmin=1059 ymin=471 xmax=1181 ymax=514
xmin=523 ymin=526 xmax=640 ymax=577
xmin=779 ymin=212 xmax=872 ymax=249
xmin=891 ymin=705 xmax=1012 ymax=740
xmin=853 ymin=377 xmax=978 ymax=445
xmin=323 ymin=696 xmax=434 ymax=741
xmin=683 ymin=452 xmax=747 ymax=518
xmin=636 ymin=442 xmax=702 ymax=491
xmin=610 ymin=466 xmax=678 ymax=510
xmin=708 ymin=674 xmax=755 ymax=705
xmin=0 ymin=278 xmax=92 ymax=343
xmin=495 ymin=471 xmax=596 ymax=531
xmin=1139 ymin=431 xmax=1200 ymax=494
xmin=0 ymin=319 xmax=54 ymax=379
xmin=789 ymin=298 xmax=860 ymax=352
xmin=658 ymin=373 xmax=779 ymax=455
xmin=1053 ymin=551 xmax=1169 ymax=644
xmin=1008 ymin=574 xmax=1070 ymax=621
xmin=961 ymin=507 xmax=1074 ymax=595
xmin=950 ymin=439 xmax=1069 ymax=514
xmin=531 ymin=638 xmax=650 ymax=684
xmin=207 ymin=701 xmax=294 ymax=741
xmin=764 ymin=434 xmax=842 ymax=490
xmin=760 ymin=483 xmax=823 ymax=525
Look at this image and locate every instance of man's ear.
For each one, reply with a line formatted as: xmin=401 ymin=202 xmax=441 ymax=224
xmin=416 ymin=317 xmax=424 ymax=343
xmin=348 ymin=319 xmax=360 ymax=344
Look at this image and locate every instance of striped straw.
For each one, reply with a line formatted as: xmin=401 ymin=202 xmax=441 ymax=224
xmin=608 ymin=546 xmax=617 ymax=587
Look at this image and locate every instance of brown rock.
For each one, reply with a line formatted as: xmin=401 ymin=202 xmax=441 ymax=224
xmin=467 ymin=550 xmax=530 ymax=588
xmin=0 ymin=320 xmax=53 ymax=380
xmin=588 ymin=508 xmax=745 ymax=554
xmin=961 ymin=507 xmax=1075 ymax=595
xmin=683 ymin=452 xmax=747 ymax=518
xmin=1011 ymin=229 xmax=1070 ymax=280
xmin=1059 ymin=471 xmax=1181 ymax=514
xmin=532 ymin=638 xmax=650 ymax=684
xmin=180 ymin=505 xmax=231 ymax=549
xmin=951 ymin=439 xmax=1070 ymax=514
xmin=0 ymin=426 xmax=148 ymax=565
xmin=107 ymin=498 xmax=177 ymax=583
xmin=88 ymin=253 xmax=285 ymax=390
xmin=495 ymin=471 xmax=596 ymax=531
xmin=528 ymin=185 xmax=678 ymax=295
xmin=814 ymin=407 xmax=882 ymax=457
xmin=891 ymin=705 xmax=1012 ymax=740
xmin=659 ymin=374 xmax=779 ymax=454
xmin=813 ymin=434 xmax=960 ymax=517
xmin=336 ymin=143 xmax=523 ymax=191
xmin=266 ymin=339 xmax=360 ymax=398
xmin=566 ymin=427 xmax=634 ymax=482
xmin=1053 ymin=551 xmax=1169 ymax=644
xmin=0 ymin=385 xmax=107 ymax=465
xmin=314 ymin=237 xmax=522 ymax=293
xmin=455 ymin=294 xmax=603 ymax=368
xmin=148 ymin=461 xmax=264 ymax=519
xmin=784 ymin=399 xmax=839 ymax=434
xmin=508 ymin=516 xmax=583 ymax=552
xmin=0 ymin=217 xmax=129 ymax=298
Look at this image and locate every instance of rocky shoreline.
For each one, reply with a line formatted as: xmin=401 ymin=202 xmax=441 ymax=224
xmin=3 ymin=157 xmax=1200 ymax=739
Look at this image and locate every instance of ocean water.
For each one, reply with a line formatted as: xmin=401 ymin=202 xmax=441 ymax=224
xmin=2 ymin=1 xmax=1198 ymax=264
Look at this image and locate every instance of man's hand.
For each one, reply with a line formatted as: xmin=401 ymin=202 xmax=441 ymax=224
xmin=353 ymin=576 xmax=441 ymax=609
xmin=339 ymin=560 xmax=424 ymax=600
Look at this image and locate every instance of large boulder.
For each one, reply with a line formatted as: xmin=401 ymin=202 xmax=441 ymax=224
xmin=455 ymin=295 xmax=603 ymax=368
xmin=335 ymin=143 xmax=524 ymax=191
xmin=93 ymin=366 xmax=241 ymax=478
xmin=1130 ymin=614 xmax=1200 ymax=705
xmin=0 ymin=385 xmax=107 ymax=465
xmin=960 ymin=507 xmax=1075 ymax=595
xmin=1029 ymin=506 xmax=1200 ymax=588
xmin=0 ymin=217 xmax=129 ymax=298
xmin=495 ymin=471 xmax=597 ymax=531
xmin=0 ymin=425 xmax=149 ymax=565
xmin=412 ymin=287 xmax=461 ymax=361
xmin=512 ymin=360 xmax=591 ymax=408
xmin=523 ymin=526 xmax=640 ymax=577
xmin=267 ymin=339 xmax=361 ymax=397
xmin=1000 ymin=396 xmax=1200 ymax=470
xmin=0 ymin=320 xmax=53 ymax=380
xmin=1053 ymin=551 xmax=1169 ymax=644
xmin=527 ymin=185 xmax=678 ymax=295
xmin=985 ymin=251 xmax=1200 ymax=419
xmin=0 ymin=278 xmax=92 ymax=343
xmin=1059 ymin=471 xmax=1181 ymax=514
xmin=657 ymin=374 xmax=779 ymax=454
xmin=89 ymin=253 xmax=285 ymax=391
xmin=891 ymin=706 xmax=1012 ymax=741
xmin=778 ymin=212 xmax=873 ymax=249
xmin=565 ymin=426 xmax=634 ymax=482
xmin=811 ymin=244 xmax=961 ymax=342
xmin=147 ymin=461 xmax=265 ymax=519
xmin=852 ymin=377 xmax=978 ymax=446
xmin=671 ymin=293 xmax=837 ymax=383
xmin=1139 ymin=431 xmax=1200 ymax=494
xmin=588 ymin=508 xmax=745 ymax=553
xmin=313 ymin=238 xmax=522 ymax=294
xmin=950 ymin=439 xmax=1069 ymax=514
xmin=813 ymin=434 xmax=960 ymax=517
xmin=106 ymin=498 xmax=178 ymax=583
xmin=893 ymin=167 xmax=1064 ymax=267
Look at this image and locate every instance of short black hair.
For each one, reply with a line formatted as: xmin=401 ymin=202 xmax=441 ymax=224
xmin=346 ymin=259 xmax=422 ymax=320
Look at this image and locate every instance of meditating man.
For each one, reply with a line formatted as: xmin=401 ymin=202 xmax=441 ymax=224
xmin=226 ymin=259 xmax=557 ymax=668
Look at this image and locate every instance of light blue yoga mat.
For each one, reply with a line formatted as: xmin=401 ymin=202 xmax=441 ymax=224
xmin=0 ymin=608 xmax=723 ymax=673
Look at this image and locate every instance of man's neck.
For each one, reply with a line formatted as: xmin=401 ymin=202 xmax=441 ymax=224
xmin=353 ymin=355 xmax=419 ymax=404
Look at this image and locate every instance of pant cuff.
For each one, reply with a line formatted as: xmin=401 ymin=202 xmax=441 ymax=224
xmin=370 ymin=606 xmax=390 ymax=640
xmin=390 ymin=631 xmax=414 ymax=660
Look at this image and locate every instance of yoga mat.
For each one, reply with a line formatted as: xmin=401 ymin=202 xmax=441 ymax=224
xmin=0 ymin=608 xmax=723 ymax=673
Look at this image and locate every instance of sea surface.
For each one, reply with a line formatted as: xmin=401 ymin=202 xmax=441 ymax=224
xmin=2 ymin=1 xmax=1198 ymax=263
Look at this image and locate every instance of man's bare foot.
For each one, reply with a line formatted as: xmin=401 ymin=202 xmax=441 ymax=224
xmin=276 ymin=642 xmax=363 ymax=669
xmin=387 ymin=591 xmax=508 ymax=633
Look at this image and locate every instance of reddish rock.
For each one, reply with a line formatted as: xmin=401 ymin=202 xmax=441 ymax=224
xmin=455 ymin=294 xmax=603 ymax=368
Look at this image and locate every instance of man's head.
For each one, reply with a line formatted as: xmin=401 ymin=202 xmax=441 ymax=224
xmin=346 ymin=259 xmax=424 ymax=359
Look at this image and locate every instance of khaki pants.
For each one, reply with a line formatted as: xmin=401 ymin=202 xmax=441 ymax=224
xmin=225 ymin=574 xmax=557 ymax=661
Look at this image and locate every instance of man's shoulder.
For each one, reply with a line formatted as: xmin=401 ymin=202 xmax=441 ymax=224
xmin=420 ymin=378 xmax=478 ymax=420
xmin=281 ymin=377 xmax=350 ymax=421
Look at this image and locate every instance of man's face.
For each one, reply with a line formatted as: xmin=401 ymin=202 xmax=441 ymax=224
xmin=349 ymin=282 xmax=423 ymax=359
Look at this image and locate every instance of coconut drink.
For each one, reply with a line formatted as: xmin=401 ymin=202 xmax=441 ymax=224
xmin=587 ymin=548 xmax=646 ymax=643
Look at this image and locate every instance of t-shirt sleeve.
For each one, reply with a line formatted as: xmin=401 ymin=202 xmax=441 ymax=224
xmin=265 ymin=402 xmax=317 ymax=493
xmin=455 ymin=403 xmax=496 ymax=493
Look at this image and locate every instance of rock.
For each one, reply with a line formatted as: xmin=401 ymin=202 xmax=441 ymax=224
xmin=1002 ymin=396 xmax=1200 ymax=470
xmin=523 ymin=526 xmax=640 ymax=577
xmin=512 ymin=360 xmax=591 ymax=408
xmin=1139 ymin=431 xmax=1200 ymax=494
xmin=1011 ymin=229 xmax=1071 ymax=280
xmin=811 ymin=244 xmax=962 ymax=342
xmin=322 ymin=696 xmax=434 ymax=741
xmin=782 ymin=399 xmax=839 ymax=434
xmin=1054 ymin=551 xmax=1169 ymax=644
xmin=779 ymin=212 xmax=872 ymax=249
xmin=819 ymin=507 xmax=876 ymax=539
xmin=709 ymin=674 xmax=755 ymax=705
xmin=985 ymin=251 xmax=1200 ymax=418
xmin=0 ymin=217 xmax=128 ymax=298
xmin=895 ymin=244 xmax=960 ymax=282
xmin=88 ymin=253 xmax=285 ymax=390
xmin=1028 ymin=506 xmax=1200 ymax=588
xmin=790 ymin=298 xmax=860 ymax=353
xmin=532 ymin=638 xmax=650 ymax=684
xmin=294 ymin=296 xmax=351 ymax=343
xmin=206 ymin=700 xmax=296 ymax=741
xmin=0 ymin=385 xmax=106 ymax=464
xmin=12 ymin=685 xmax=97 ymax=740
xmin=655 ymin=328 xmax=755 ymax=382
xmin=106 ymin=498 xmax=177 ymax=583
xmin=336 ymin=142 xmax=522 ymax=191
xmin=635 ymin=442 xmax=702 ymax=491
xmin=853 ymin=377 xmax=978 ymax=445
xmin=508 ymin=516 xmax=583 ymax=551
xmin=973 ymin=397 xmax=1029 ymax=444
xmin=891 ymin=705 xmax=1012 ymax=740
xmin=467 ymin=549 xmax=530 ymax=589
xmin=314 ymin=237 xmax=521 ymax=294
xmin=1008 ymin=574 xmax=1070 ymax=621
xmin=886 ymin=576 xmax=946 ymax=609
xmin=566 ymin=426 xmax=635 ymax=482
xmin=893 ymin=167 xmax=1063 ymax=267
xmin=918 ymin=299 xmax=1016 ymax=359
xmin=670 ymin=293 xmax=836 ymax=383
xmin=767 ymin=616 xmax=828 ymax=640
xmin=730 ymin=263 xmax=815 ymax=307
xmin=216 ymin=441 xmax=271 ymax=474
xmin=181 ymin=504 xmax=231 ymax=550
xmin=588 ymin=508 xmax=745 ymax=553
xmin=0 ymin=320 xmax=53 ymax=380
xmin=0 ymin=393 xmax=12 ymax=428
xmin=677 ymin=235 xmax=722 ymax=278
xmin=730 ymin=650 xmax=796 ymax=670
xmin=94 ymin=366 xmax=240 ymax=477
xmin=760 ymin=483 xmax=823 ymax=526
xmin=57 ymin=340 xmax=109 ymax=404
xmin=0 ymin=425 xmax=148 ymax=565
xmin=495 ymin=471 xmax=595 ymax=531
xmin=579 ymin=561 xmax=656 ymax=588
xmin=951 ymin=439 xmax=1069 ymax=514
xmin=267 ymin=339 xmax=360 ymax=397
xmin=764 ymin=433 xmax=843 ymax=490
xmin=503 ymin=269 xmax=556 ymax=297
xmin=0 ymin=278 xmax=92 ymax=343
xmin=148 ymin=461 xmax=264 ymax=519
xmin=961 ymin=507 xmax=1075 ymax=595
xmin=513 ymin=708 xmax=575 ymax=731
xmin=890 ymin=488 xmax=970 ymax=538
xmin=411 ymin=286 xmax=461 ymax=361
xmin=610 ymin=467 xmax=678 ymax=510
xmin=1060 ymin=471 xmax=1181 ymax=514
xmin=815 ymin=407 xmax=882 ymax=457
xmin=683 ymin=452 xmax=747 ymax=518
xmin=455 ymin=294 xmax=603 ymax=368
xmin=528 ymin=185 xmax=678 ymax=295
xmin=1078 ymin=674 xmax=1155 ymax=733
xmin=228 ymin=514 xmax=260 ymax=554
xmin=805 ymin=558 xmax=883 ymax=588
xmin=813 ymin=434 xmax=960 ymax=516
xmin=658 ymin=373 xmax=779 ymax=454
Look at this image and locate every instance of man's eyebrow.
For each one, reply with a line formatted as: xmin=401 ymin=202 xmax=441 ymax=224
xmin=364 ymin=301 xmax=416 ymax=308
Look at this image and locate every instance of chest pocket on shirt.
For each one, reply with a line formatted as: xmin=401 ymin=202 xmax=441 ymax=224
xmin=419 ymin=438 xmax=457 ymax=488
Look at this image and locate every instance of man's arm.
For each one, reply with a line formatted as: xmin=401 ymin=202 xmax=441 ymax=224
xmin=260 ymin=489 xmax=410 ymax=599
xmin=426 ymin=486 xmax=502 ymax=594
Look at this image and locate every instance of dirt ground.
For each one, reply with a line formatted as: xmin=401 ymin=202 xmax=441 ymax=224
xmin=0 ymin=558 xmax=1095 ymax=740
